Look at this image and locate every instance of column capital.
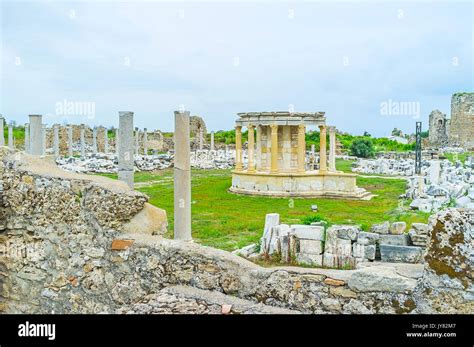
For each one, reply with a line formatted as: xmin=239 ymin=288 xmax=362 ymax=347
xmin=328 ymin=126 xmax=336 ymax=133
xmin=318 ymin=124 xmax=326 ymax=131
xmin=248 ymin=123 xmax=255 ymax=129
xmin=270 ymin=123 xmax=279 ymax=131
xmin=235 ymin=125 xmax=242 ymax=131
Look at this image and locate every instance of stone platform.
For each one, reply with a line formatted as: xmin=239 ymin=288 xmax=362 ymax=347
xmin=230 ymin=170 xmax=373 ymax=199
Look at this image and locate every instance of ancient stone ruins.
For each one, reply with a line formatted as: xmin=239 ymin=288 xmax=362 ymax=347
xmin=0 ymin=105 xmax=472 ymax=315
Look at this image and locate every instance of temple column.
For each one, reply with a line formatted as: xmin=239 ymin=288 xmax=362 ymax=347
xmin=235 ymin=125 xmax=243 ymax=171
xmin=297 ymin=124 xmax=306 ymax=173
xmin=329 ymin=126 xmax=336 ymax=171
xmin=270 ymin=124 xmax=279 ymax=173
xmin=319 ymin=125 xmax=327 ymax=172
xmin=247 ymin=124 xmax=255 ymax=172
xmin=256 ymin=125 xmax=262 ymax=170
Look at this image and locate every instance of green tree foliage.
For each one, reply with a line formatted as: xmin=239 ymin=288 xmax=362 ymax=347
xmin=350 ymin=138 xmax=375 ymax=158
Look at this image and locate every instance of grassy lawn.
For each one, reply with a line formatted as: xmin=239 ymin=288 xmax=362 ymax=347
xmin=100 ymin=162 xmax=428 ymax=251
xmin=441 ymin=152 xmax=473 ymax=165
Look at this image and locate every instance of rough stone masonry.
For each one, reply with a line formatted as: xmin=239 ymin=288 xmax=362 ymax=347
xmin=0 ymin=149 xmax=472 ymax=314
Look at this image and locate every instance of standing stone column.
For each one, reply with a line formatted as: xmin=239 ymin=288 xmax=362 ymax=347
xmin=429 ymin=160 xmax=441 ymax=185
xmin=270 ymin=124 xmax=279 ymax=173
xmin=24 ymin=123 xmax=30 ymax=153
xmin=0 ymin=116 xmax=4 ymax=147
xmin=68 ymin=126 xmax=73 ymax=157
xmin=104 ymin=127 xmax=109 ymax=153
xmin=143 ymin=128 xmax=148 ymax=155
xmin=53 ymin=125 xmax=60 ymax=158
xmin=319 ymin=125 xmax=327 ymax=172
xmin=235 ymin=125 xmax=243 ymax=171
xmin=135 ymin=127 xmax=139 ymax=156
xmin=92 ymin=127 xmax=98 ymax=153
xmin=174 ymin=111 xmax=192 ymax=241
xmin=80 ymin=126 xmax=86 ymax=158
xmin=118 ymin=112 xmax=134 ymax=189
xmin=247 ymin=124 xmax=255 ymax=172
xmin=210 ymin=131 xmax=215 ymax=151
xmin=42 ymin=125 xmax=47 ymax=156
xmin=256 ymin=125 xmax=262 ymax=170
xmin=328 ymin=126 xmax=336 ymax=171
xmin=29 ymin=115 xmax=43 ymax=155
xmin=198 ymin=127 xmax=203 ymax=150
xmin=297 ymin=124 xmax=306 ymax=173
xmin=8 ymin=123 xmax=14 ymax=149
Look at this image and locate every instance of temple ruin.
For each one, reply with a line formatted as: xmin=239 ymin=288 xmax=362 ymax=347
xmin=230 ymin=112 xmax=372 ymax=199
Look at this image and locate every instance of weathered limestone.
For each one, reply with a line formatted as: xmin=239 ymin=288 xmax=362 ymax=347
xmin=104 ymin=127 xmax=109 ymax=153
xmin=174 ymin=111 xmax=192 ymax=241
xmin=199 ymin=127 xmax=204 ymax=150
xmin=319 ymin=125 xmax=327 ymax=172
xmin=269 ymin=124 xmax=278 ymax=173
xmin=328 ymin=126 xmax=336 ymax=171
xmin=0 ymin=116 xmax=4 ymax=147
xmin=53 ymin=125 xmax=60 ymax=158
xmin=450 ymin=92 xmax=474 ymax=148
xmin=92 ymin=127 xmax=98 ymax=153
xmin=28 ymin=115 xmax=43 ymax=155
xmin=429 ymin=160 xmax=440 ymax=185
xmin=118 ymin=112 xmax=134 ymax=189
xmin=428 ymin=110 xmax=448 ymax=147
xmin=24 ymin=123 xmax=30 ymax=153
xmin=135 ymin=127 xmax=140 ymax=156
xmin=297 ymin=124 xmax=306 ymax=173
xmin=247 ymin=124 xmax=255 ymax=172
xmin=414 ymin=208 xmax=473 ymax=313
xmin=68 ymin=126 xmax=73 ymax=157
xmin=8 ymin=123 xmax=13 ymax=149
xmin=235 ymin=125 xmax=243 ymax=171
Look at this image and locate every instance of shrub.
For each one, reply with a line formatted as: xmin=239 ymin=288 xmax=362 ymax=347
xmin=350 ymin=138 xmax=375 ymax=158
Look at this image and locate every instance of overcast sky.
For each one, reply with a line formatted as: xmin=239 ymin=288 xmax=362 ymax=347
xmin=1 ymin=0 xmax=472 ymax=136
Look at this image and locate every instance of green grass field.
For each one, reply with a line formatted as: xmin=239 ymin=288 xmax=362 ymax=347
xmin=100 ymin=159 xmax=429 ymax=251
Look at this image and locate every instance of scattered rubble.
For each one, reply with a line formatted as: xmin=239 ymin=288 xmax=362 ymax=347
xmin=235 ymin=214 xmax=432 ymax=268
xmin=56 ymin=149 xmax=238 ymax=174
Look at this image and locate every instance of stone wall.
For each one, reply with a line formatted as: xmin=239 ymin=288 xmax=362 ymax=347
xmin=428 ymin=110 xmax=449 ymax=147
xmin=450 ymin=92 xmax=474 ymax=149
xmin=0 ymin=149 xmax=472 ymax=314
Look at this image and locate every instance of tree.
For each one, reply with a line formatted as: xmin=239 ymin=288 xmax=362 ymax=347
xmin=363 ymin=131 xmax=371 ymax=137
xmin=350 ymin=138 xmax=375 ymax=158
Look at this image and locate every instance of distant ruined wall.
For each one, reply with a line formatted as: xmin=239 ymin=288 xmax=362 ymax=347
xmin=0 ymin=149 xmax=472 ymax=314
xmin=428 ymin=110 xmax=449 ymax=148
xmin=450 ymin=93 xmax=474 ymax=149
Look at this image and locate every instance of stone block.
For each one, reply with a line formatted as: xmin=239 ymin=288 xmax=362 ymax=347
xmin=298 ymin=239 xmax=323 ymax=255
xmin=352 ymin=243 xmax=376 ymax=261
xmin=411 ymin=223 xmax=429 ymax=235
xmin=379 ymin=234 xmax=410 ymax=246
xmin=296 ymin=253 xmax=323 ymax=267
xmin=389 ymin=222 xmax=406 ymax=235
xmin=356 ymin=232 xmax=380 ymax=245
xmin=334 ymin=225 xmax=360 ymax=240
xmin=290 ymin=225 xmax=325 ymax=241
xmin=111 ymin=239 xmax=134 ymax=250
xmin=370 ymin=221 xmax=389 ymax=234
xmin=323 ymin=252 xmax=356 ymax=269
xmin=380 ymin=244 xmax=423 ymax=263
